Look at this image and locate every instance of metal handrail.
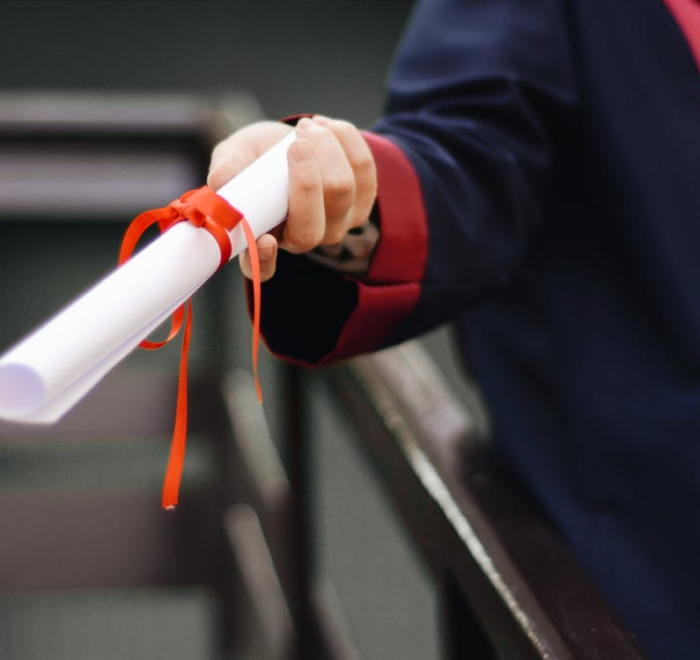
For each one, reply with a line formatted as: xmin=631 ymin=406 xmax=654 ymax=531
xmin=330 ymin=341 xmax=647 ymax=660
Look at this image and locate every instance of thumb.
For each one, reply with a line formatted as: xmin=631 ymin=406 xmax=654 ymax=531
xmin=208 ymin=138 xmax=258 ymax=191
xmin=239 ymin=233 xmax=279 ymax=282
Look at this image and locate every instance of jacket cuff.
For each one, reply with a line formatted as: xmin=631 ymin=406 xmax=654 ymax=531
xmin=362 ymin=131 xmax=428 ymax=284
xmin=247 ymin=130 xmax=429 ymax=366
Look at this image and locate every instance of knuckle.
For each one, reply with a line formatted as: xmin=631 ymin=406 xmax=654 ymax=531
xmin=355 ymin=160 xmax=378 ymax=198
xmin=324 ymin=225 xmax=349 ymax=246
xmin=355 ymin=152 xmax=376 ymax=178
xmin=325 ymin=171 xmax=355 ymax=201
xmin=329 ymin=119 xmax=355 ymax=137
xmin=294 ymin=174 xmax=319 ymax=195
xmin=208 ymin=143 xmax=247 ymax=189
xmin=286 ymin=225 xmax=323 ymax=252
xmin=357 ymin=178 xmax=378 ymax=207
xmin=297 ymin=118 xmax=330 ymax=139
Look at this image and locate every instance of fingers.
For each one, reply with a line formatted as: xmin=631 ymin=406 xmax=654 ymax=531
xmin=312 ymin=116 xmax=377 ymax=230
xmin=208 ymin=121 xmax=293 ymax=191
xmin=281 ymin=137 xmax=326 ymax=253
xmin=284 ymin=116 xmax=377 ymax=249
xmin=209 ymin=116 xmax=378 ymax=284
xmin=290 ymin=118 xmax=355 ymax=246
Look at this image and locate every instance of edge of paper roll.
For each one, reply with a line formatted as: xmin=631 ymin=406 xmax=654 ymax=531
xmin=0 ymin=132 xmax=296 ymax=424
xmin=0 ymin=363 xmax=46 ymax=417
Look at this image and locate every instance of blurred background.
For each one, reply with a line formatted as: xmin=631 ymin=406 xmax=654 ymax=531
xmin=0 ymin=2 xmax=472 ymax=659
xmin=0 ymin=2 xmax=412 ymax=127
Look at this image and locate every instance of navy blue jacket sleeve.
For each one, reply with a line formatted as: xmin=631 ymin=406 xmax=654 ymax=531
xmin=255 ymin=0 xmax=578 ymax=365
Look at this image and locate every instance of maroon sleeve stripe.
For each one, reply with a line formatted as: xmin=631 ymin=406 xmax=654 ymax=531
xmin=362 ymin=131 xmax=429 ymax=283
xmin=664 ymin=0 xmax=700 ymax=70
xmin=318 ymin=132 xmax=429 ymax=362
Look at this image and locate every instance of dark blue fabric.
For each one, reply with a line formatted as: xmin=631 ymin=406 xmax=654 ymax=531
xmin=371 ymin=0 xmax=700 ymax=657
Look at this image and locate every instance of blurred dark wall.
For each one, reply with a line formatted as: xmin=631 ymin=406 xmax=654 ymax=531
xmin=1 ymin=1 xmax=415 ymax=126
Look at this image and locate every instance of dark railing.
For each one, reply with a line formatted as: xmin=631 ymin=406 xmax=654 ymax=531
xmin=224 ymin=341 xmax=647 ymax=658
xmin=326 ymin=344 xmax=648 ymax=659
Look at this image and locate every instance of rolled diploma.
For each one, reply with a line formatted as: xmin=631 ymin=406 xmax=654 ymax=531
xmin=0 ymin=131 xmax=296 ymax=424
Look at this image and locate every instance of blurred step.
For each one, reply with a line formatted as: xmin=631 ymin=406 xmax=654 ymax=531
xmin=0 ymin=587 xmax=221 ymax=660
xmin=0 ymin=432 xmax=216 ymax=492
xmin=0 ymin=432 xmax=224 ymax=591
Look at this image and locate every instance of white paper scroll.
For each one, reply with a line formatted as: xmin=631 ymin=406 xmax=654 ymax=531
xmin=0 ymin=131 xmax=296 ymax=424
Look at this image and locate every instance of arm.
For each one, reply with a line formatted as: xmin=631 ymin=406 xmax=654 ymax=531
xmin=209 ymin=0 xmax=577 ymax=365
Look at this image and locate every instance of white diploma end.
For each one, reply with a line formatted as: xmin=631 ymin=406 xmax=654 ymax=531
xmin=0 ymin=132 xmax=296 ymax=424
xmin=0 ymin=363 xmax=45 ymax=417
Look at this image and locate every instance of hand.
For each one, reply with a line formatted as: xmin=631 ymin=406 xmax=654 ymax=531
xmin=207 ymin=116 xmax=377 ymax=281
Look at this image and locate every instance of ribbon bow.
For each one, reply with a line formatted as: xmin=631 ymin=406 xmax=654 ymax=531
xmin=119 ymin=185 xmax=262 ymax=510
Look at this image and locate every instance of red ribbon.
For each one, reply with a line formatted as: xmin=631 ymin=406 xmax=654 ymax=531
xmin=119 ymin=185 xmax=262 ymax=510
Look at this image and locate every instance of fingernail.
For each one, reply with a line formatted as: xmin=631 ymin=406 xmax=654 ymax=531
xmin=290 ymin=138 xmax=313 ymax=163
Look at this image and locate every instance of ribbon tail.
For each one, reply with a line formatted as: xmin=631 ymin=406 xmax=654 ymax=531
xmin=239 ymin=218 xmax=263 ymax=404
xmin=140 ymin=303 xmax=186 ymax=350
xmin=118 ymin=187 xmax=259 ymax=510
xmin=161 ymin=299 xmax=193 ymax=510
